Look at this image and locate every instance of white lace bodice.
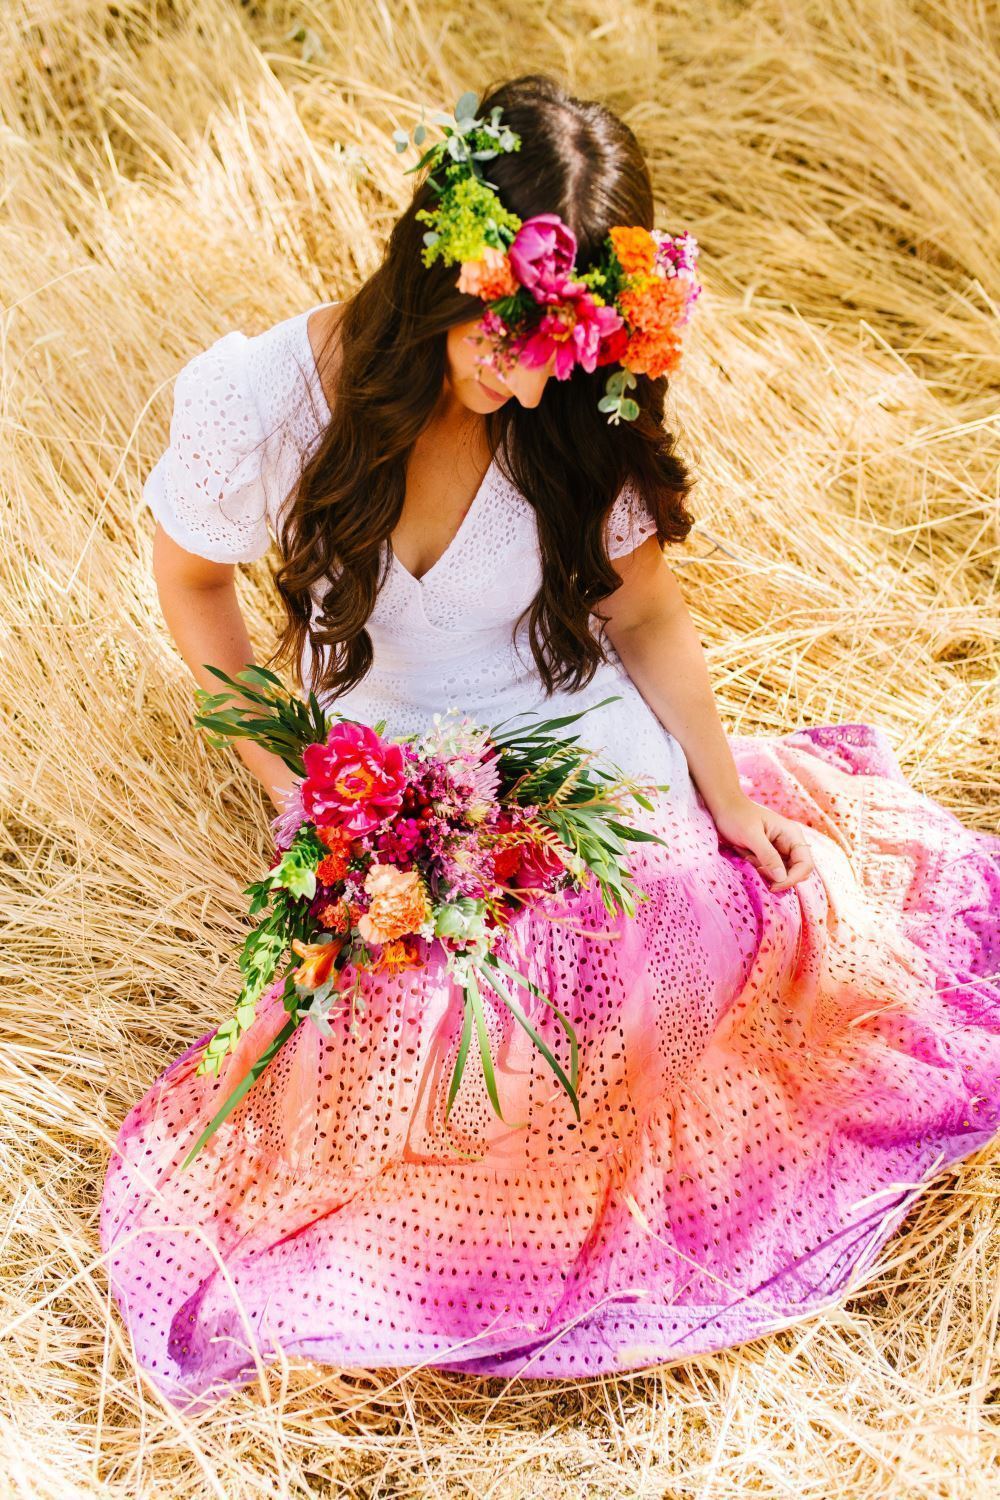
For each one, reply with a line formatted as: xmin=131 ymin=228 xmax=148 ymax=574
xmin=142 ymin=302 xmax=695 ymax=804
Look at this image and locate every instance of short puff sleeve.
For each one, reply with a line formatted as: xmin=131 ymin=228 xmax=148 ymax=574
xmin=605 ymin=478 xmax=660 ymax=559
xmin=142 ymin=330 xmax=271 ymax=563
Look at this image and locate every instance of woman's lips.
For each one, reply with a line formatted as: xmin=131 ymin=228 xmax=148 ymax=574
xmin=477 ymin=373 xmax=509 ymax=402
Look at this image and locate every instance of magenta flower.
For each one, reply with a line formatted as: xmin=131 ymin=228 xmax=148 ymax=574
xmin=478 ymin=307 xmax=510 ymax=337
xmin=374 ymin=816 xmax=425 ymax=867
xmin=652 ymin=228 xmax=699 ymax=277
xmin=512 ymin=836 xmax=567 ymax=894
xmin=301 ymin=722 xmax=408 ymax=835
xmin=516 ymin=293 xmax=624 ymax=378
xmin=509 ymin=214 xmax=585 ymax=303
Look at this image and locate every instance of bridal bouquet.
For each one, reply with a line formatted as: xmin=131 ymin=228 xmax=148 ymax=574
xmin=181 ymin=666 xmax=667 ymax=1167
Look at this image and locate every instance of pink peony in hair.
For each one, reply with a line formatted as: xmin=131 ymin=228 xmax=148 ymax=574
xmin=509 ymin=214 xmax=585 ymax=303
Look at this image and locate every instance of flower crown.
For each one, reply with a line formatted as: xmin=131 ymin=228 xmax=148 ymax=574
xmin=393 ymin=91 xmax=701 ymax=424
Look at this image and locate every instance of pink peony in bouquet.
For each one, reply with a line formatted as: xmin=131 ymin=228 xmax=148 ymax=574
xmin=182 ymin=666 xmax=667 ymax=1167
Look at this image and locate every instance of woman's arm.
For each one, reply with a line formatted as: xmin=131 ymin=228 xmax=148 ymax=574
xmin=601 ymin=537 xmax=814 ymax=890
xmin=152 ymin=524 xmax=300 ymax=812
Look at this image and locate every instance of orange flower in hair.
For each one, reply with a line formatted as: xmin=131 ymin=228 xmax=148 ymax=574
xmin=458 ymin=246 xmax=519 ymax=300
xmin=621 ymin=327 xmax=683 ymax=379
xmin=609 ymin=225 xmax=657 ymax=277
xmin=618 ymin=275 xmax=689 ymax=334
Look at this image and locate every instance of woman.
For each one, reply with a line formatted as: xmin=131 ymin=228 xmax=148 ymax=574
xmin=101 ymin=73 xmax=1000 ymax=1408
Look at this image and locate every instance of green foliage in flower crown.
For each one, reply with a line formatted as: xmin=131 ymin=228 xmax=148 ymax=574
xmin=576 ymin=234 xmax=628 ymax=306
xmin=393 ymin=91 xmax=523 ymax=268
xmin=416 ymin=174 xmax=522 ymax=268
xmin=599 ymin=369 xmax=640 ymax=425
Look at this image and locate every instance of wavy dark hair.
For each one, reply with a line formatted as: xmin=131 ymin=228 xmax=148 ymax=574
xmin=265 ymin=72 xmax=696 ymax=701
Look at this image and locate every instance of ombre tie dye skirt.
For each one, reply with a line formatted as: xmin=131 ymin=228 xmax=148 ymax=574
xmin=100 ymin=723 xmax=1000 ymax=1407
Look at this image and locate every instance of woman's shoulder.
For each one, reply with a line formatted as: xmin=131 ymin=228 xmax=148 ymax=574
xmin=158 ymin=298 xmax=336 ymax=441
xmin=605 ymin=475 xmax=660 ymax=559
xmin=141 ymin=300 xmax=338 ymax=563
xmin=303 ymin=300 xmax=345 ymax=415
xmin=140 ymin=325 xmax=268 ymax=562
xmin=243 ymin=299 xmax=340 ymax=438
xmin=177 ymin=298 xmax=341 ymax=443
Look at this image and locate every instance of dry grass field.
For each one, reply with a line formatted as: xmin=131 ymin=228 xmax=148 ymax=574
xmin=1 ymin=1 xmax=998 ymax=1495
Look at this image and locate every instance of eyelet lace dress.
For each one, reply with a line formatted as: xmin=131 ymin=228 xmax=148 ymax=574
xmin=103 ymin=301 xmax=1000 ymax=1408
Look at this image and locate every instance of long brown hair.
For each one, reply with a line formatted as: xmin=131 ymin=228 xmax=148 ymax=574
xmin=265 ymin=72 xmax=696 ymax=700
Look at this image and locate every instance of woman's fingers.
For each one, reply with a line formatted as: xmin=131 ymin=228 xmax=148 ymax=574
xmin=769 ymin=820 xmax=815 ymax=886
xmin=718 ymin=803 xmax=815 ymax=890
xmin=744 ymin=827 xmax=789 ymax=885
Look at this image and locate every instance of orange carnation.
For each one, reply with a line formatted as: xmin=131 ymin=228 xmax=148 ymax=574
xmin=317 ymin=848 xmax=351 ymax=883
xmin=618 ymin=277 xmax=688 ymax=334
xmin=317 ymin=898 xmax=352 ymax=932
xmin=609 ymin=225 xmax=656 ymax=277
xmin=356 ymin=864 xmax=429 ymax=946
xmin=622 ymin=327 xmax=683 ymax=379
xmin=457 ymin=245 xmax=519 ymax=300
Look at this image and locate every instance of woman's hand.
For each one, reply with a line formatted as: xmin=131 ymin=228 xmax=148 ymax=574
xmin=602 ymin=549 xmax=816 ymax=893
xmin=709 ymin=793 xmax=815 ymax=891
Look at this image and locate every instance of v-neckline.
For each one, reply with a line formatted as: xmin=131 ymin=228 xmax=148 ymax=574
xmin=300 ymin=300 xmax=498 ymax=589
xmin=391 ymin=451 xmax=497 ymax=587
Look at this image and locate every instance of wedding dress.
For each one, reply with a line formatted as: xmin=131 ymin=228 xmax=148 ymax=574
xmin=101 ymin=301 xmax=1000 ymax=1407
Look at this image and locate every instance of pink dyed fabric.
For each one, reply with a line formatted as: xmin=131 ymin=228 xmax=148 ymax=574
xmin=101 ymin=722 xmax=1000 ymax=1408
